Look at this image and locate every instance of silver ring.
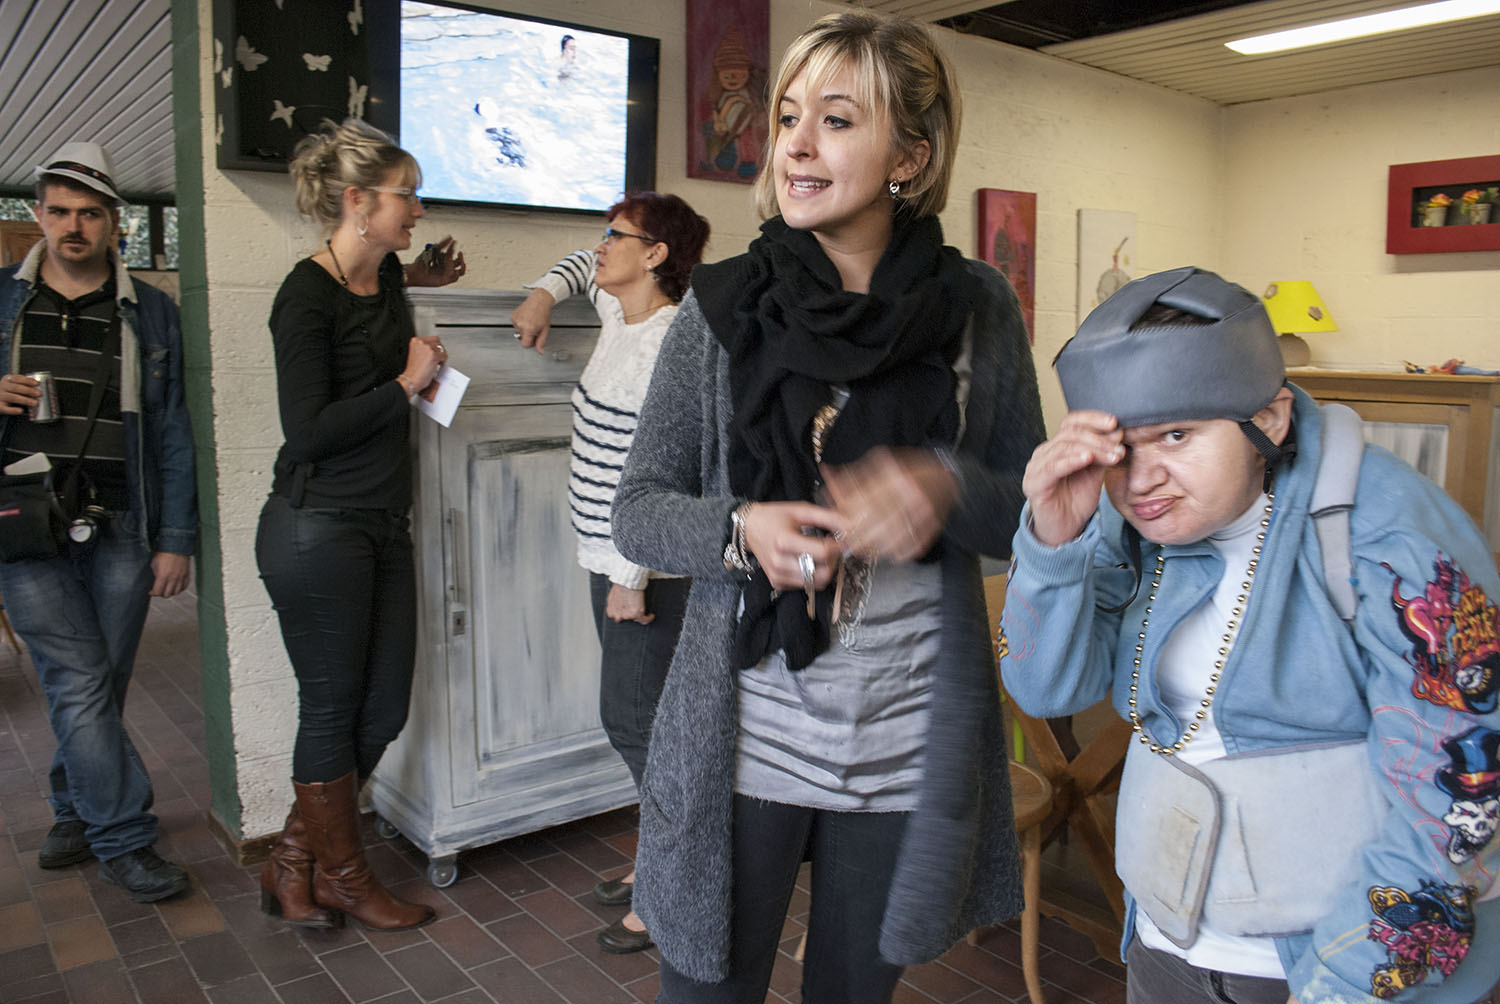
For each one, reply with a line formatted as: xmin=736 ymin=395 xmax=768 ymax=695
xmin=798 ymin=552 xmax=815 ymax=590
xmin=513 ymin=331 xmax=522 ymax=340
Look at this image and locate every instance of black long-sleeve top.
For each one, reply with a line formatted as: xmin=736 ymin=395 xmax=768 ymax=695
xmin=267 ymin=253 xmax=414 ymax=509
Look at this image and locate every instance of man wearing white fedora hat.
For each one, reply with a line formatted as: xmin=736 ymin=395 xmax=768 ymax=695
xmin=0 ymin=140 xmax=196 ymax=902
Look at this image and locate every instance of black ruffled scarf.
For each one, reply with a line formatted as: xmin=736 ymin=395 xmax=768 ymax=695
xmin=693 ymin=213 xmax=977 ymax=670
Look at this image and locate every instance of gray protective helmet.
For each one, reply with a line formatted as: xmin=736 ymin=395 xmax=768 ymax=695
xmin=1055 ymin=266 xmax=1284 ymax=428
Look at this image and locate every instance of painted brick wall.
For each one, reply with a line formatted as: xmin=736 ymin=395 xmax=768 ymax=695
xmin=186 ymin=0 xmax=1226 ymax=838
xmin=1222 ymin=66 xmax=1500 ymax=371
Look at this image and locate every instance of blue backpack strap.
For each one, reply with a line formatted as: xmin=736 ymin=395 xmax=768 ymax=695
xmin=1310 ymin=403 xmax=1364 ymax=623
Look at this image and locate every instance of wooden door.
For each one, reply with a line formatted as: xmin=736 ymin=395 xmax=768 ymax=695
xmin=0 ymin=221 xmax=42 ymax=265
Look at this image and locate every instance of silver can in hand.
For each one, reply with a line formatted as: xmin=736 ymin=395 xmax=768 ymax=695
xmin=27 ymin=371 xmax=61 ymax=423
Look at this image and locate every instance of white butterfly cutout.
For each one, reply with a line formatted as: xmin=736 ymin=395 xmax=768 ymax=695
xmin=271 ymin=100 xmax=297 ymax=128
xmin=221 ymin=66 xmax=233 ymax=88
xmin=213 ymin=38 xmax=223 ymax=74
xmin=303 ymin=53 xmax=332 ymax=72
xmin=348 ymin=0 xmax=364 ymax=36
xmin=236 ymin=36 xmax=268 ymax=72
xmin=348 ymin=77 xmax=368 ymax=118
xmin=215 ymin=114 xmax=224 ymax=146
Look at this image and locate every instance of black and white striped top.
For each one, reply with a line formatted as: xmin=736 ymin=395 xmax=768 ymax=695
xmin=528 ymin=250 xmax=678 ymax=588
xmin=4 ymin=278 xmax=127 ymax=509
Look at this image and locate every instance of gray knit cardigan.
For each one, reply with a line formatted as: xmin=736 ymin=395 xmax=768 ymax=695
xmin=611 ymin=258 xmax=1046 ymax=983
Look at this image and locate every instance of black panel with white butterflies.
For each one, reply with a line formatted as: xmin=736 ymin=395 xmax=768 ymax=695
xmin=213 ymin=0 xmax=398 ymax=172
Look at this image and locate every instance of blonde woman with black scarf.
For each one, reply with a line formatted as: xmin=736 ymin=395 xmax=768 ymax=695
xmin=610 ymin=11 xmax=1044 ymax=1001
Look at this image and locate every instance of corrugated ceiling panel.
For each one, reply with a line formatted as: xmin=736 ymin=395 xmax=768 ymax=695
xmin=1042 ymin=0 xmax=1500 ymax=104
xmin=0 ymin=0 xmax=173 ymax=200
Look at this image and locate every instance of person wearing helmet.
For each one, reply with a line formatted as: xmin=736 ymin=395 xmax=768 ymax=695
xmin=1000 ymin=266 xmax=1500 ymax=1004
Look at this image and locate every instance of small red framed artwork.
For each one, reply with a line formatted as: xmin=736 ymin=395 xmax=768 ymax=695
xmin=1386 ymin=155 xmax=1500 ymax=254
xmin=977 ymin=188 xmax=1036 ymax=343
xmin=686 ymin=0 xmax=770 ymax=184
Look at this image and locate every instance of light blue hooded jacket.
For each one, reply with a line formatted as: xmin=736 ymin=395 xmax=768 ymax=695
xmin=1002 ymin=386 xmax=1500 ymax=1003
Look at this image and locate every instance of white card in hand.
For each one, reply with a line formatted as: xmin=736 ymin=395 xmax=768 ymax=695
xmin=413 ymin=364 xmax=470 ymax=428
xmin=3 ymin=451 xmax=51 ymax=476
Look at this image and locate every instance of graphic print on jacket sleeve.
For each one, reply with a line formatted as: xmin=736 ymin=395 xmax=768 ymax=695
xmin=1387 ymin=555 xmax=1500 ymax=715
xmin=1436 ymin=726 xmax=1500 ymax=865
xmin=1367 ymin=880 xmax=1476 ymax=998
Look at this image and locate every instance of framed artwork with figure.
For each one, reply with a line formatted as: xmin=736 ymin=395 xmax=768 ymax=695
xmin=1077 ymin=209 xmax=1137 ymax=327
xmin=977 ymin=188 xmax=1036 ymax=343
xmin=685 ymin=0 xmax=769 ymax=183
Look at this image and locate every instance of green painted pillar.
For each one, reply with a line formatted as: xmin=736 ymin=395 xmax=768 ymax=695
xmin=172 ymin=0 xmax=239 ymax=836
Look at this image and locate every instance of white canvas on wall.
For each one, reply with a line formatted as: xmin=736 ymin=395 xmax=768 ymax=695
xmin=1077 ymin=209 xmax=1137 ymax=328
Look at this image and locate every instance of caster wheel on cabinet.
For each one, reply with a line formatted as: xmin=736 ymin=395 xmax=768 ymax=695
xmin=374 ymin=816 xmax=400 ymax=841
xmin=428 ymin=858 xmax=459 ymax=888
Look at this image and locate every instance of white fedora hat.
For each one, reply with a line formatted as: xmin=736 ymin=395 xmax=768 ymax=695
xmin=34 ymin=141 xmax=121 ymax=204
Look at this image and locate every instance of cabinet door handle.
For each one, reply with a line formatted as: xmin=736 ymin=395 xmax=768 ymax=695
xmin=446 ymin=507 xmax=468 ymax=609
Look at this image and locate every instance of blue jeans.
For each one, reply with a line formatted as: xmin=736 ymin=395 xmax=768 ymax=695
xmin=589 ymin=573 xmax=690 ymax=789
xmin=658 ymin=796 xmax=909 ymax=1004
xmin=0 ymin=511 xmax=157 ymax=860
xmin=255 ymin=494 xmax=417 ymax=783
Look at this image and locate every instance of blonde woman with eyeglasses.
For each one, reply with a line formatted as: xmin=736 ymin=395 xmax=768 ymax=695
xmin=255 ymin=118 xmax=464 ymax=933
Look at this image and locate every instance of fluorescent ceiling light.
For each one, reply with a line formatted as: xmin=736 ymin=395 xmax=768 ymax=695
xmin=1225 ymin=0 xmax=1500 ymax=54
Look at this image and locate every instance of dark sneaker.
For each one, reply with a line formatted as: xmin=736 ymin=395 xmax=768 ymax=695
xmin=38 ymin=820 xmax=93 ymax=869
xmin=99 ymin=847 xmax=190 ymax=903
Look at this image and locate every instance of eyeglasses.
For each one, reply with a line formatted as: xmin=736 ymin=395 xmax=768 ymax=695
xmin=370 ymin=185 xmax=422 ymax=205
xmin=600 ymin=227 xmax=658 ymax=246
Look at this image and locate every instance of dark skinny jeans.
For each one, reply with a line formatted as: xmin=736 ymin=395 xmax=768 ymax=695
xmin=658 ymin=796 xmax=909 ymax=1004
xmin=588 ymin=572 xmax=690 ymax=789
xmin=255 ymin=494 xmax=417 ymax=783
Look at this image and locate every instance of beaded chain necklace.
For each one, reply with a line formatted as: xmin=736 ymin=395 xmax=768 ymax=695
xmin=1127 ymin=490 xmax=1274 ymax=756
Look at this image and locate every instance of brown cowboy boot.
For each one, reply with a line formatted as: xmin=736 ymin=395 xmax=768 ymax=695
xmin=260 ymin=802 xmax=340 ymax=929
xmin=296 ymin=772 xmax=435 ymax=931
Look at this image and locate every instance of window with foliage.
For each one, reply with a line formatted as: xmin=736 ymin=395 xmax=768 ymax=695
xmin=0 ymin=195 xmax=178 ymax=269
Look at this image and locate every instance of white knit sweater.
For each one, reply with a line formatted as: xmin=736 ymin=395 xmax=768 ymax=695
xmin=528 ymin=250 xmax=677 ymax=588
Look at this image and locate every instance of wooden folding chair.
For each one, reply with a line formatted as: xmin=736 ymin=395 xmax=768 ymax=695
xmin=984 ymin=574 xmax=1129 ymax=960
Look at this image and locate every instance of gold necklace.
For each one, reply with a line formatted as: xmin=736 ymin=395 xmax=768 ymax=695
xmin=622 ymin=298 xmax=671 ymax=324
xmin=1128 ymin=491 xmax=1274 ymax=756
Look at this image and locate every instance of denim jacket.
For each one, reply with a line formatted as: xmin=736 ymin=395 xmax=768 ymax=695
xmin=0 ymin=243 xmax=197 ymax=555
xmin=1001 ymin=387 xmax=1500 ymax=1004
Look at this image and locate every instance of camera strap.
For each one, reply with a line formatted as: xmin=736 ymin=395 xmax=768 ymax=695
xmin=44 ymin=312 xmax=122 ymax=513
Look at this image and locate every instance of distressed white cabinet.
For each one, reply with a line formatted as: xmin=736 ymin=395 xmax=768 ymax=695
xmin=369 ymin=287 xmax=634 ymax=886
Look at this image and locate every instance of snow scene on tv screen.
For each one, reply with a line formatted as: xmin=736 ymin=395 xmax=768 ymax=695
xmin=400 ymin=2 xmax=630 ymax=211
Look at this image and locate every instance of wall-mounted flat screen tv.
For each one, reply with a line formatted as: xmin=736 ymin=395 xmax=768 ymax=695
xmin=391 ymin=1 xmax=659 ymax=214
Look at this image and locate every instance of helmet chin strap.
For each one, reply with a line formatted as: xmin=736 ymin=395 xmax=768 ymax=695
xmin=1240 ymin=419 xmax=1294 ymax=493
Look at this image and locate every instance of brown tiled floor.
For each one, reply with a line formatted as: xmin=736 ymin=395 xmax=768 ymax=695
xmin=0 ymin=591 xmax=1127 ymax=1003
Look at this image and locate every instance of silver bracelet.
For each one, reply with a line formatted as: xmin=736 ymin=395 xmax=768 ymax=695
xmin=723 ymin=503 xmax=757 ymax=573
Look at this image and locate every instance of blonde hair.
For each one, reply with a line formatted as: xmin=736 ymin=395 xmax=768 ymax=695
xmin=289 ymin=118 xmax=420 ymax=230
xmin=752 ymin=10 xmax=960 ymax=221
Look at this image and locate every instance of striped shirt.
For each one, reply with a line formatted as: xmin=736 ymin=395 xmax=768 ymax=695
xmin=3 ymin=278 xmax=127 ymax=509
xmin=528 ymin=250 xmax=677 ymax=588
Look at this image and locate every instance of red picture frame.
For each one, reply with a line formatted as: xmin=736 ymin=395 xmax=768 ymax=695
xmin=1386 ymin=155 xmax=1500 ymax=254
xmin=685 ymin=0 xmax=770 ymax=184
xmin=977 ymin=188 xmax=1037 ymax=343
